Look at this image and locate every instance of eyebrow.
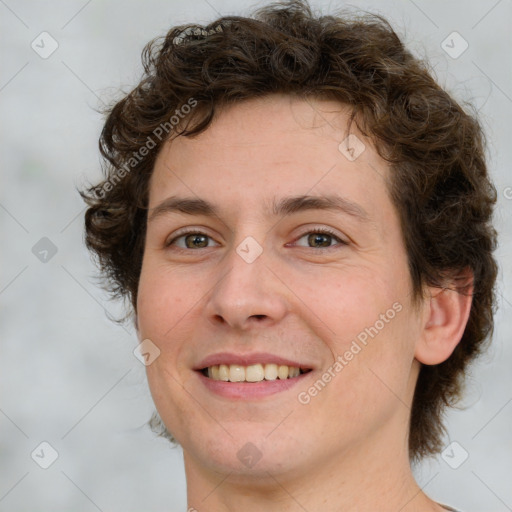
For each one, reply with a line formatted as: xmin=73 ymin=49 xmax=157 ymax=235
xmin=148 ymin=194 xmax=369 ymax=223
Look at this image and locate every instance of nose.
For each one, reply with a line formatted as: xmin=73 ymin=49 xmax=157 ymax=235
xmin=204 ymin=237 xmax=289 ymax=331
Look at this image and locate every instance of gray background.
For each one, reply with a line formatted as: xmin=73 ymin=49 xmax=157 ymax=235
xmin=1 ymin=0 xmax=511 ymax=511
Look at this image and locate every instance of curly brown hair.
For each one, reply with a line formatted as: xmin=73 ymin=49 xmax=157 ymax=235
xmin=81 ymin=0 xmax=498 ymax=461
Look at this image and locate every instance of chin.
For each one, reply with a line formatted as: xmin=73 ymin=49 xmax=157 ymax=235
xmin=180 ymin=421 xmax=313 ymax=478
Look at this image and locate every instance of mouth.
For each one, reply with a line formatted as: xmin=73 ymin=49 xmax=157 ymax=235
xmin=200 ymin=363 xmax=312 ymax=382
xmin=194 ymin=353 xmax=314 ymax=399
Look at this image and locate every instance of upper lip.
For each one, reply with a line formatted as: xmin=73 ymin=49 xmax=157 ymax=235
xmin=195 ymin=352 xmax=313 ymax=370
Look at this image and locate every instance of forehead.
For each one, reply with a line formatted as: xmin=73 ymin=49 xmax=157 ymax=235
xmin=148 ymin=94 xmax=392 ymax=222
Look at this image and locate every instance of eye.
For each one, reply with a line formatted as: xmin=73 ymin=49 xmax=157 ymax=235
xmin=293 ymin=228 xmax=347 ymax=249
xmin=166 ymin=231 xmax=218 ymax=249
xmin=165 ymin=227 xmax=347 ymax=251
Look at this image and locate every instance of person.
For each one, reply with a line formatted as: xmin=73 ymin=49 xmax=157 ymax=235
xmin=81 ymin=1 xmax=497 ymax=510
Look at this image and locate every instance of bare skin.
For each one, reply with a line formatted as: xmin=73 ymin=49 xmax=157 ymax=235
xmin=136 ymin=94 xmax=471 ymax=511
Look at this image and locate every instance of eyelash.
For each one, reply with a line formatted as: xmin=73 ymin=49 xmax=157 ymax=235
xmin=165 ymin=227 xmax=347 ymax=250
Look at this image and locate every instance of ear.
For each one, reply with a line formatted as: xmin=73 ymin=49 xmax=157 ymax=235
xmin=414 ymin=270 xmax=473 ymax=365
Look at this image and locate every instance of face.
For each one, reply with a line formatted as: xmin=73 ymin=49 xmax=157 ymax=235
xmin=137 ymin=95 xmax=423 ymax=481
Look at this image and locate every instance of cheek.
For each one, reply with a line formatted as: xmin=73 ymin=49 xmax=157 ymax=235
xmin=295 ymin=264 xmax=401 ymax=343
xmin=331 ymin=305 xmax=419 ymax=417
xmin=136 ymin=262 xmax=195 ymax=341
xmin=136 ymin=265 xmax=201 ymax=439
xmin=299 ymin=264 xmax=417 ymax=393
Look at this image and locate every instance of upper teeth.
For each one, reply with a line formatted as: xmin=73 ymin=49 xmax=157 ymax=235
xmin=206 ymin=364 xmax=301 ymax=382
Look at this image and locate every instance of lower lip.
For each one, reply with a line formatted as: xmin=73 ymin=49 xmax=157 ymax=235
xmin=196 ymin=371 xmax=310 ymax=399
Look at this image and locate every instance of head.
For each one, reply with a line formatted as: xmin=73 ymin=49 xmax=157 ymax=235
xmin=82 ymin=0 xmax=497 ymax=468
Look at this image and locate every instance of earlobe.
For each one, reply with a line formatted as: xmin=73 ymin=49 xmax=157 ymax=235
xmin=415 ymin=272 xmax=473 ymax=365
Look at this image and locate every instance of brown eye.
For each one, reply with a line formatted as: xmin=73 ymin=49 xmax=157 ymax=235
xmin=167 ymin=231 xmax=217 ymax=249
xmin=184 ymin=234 xmax=209 ymax=248
xmin=294 ymin=229 xmax=346 ymax=249
xmin=307 ymin=233 xmax=334 ymax=248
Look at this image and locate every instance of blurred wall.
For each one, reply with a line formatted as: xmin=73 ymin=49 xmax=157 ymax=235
xmin=1 ymin=1 xmax=511 ymax=510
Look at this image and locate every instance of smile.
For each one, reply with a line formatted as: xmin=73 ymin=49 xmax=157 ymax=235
xmin=201 ymin=363 xmax=310 ymax=382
